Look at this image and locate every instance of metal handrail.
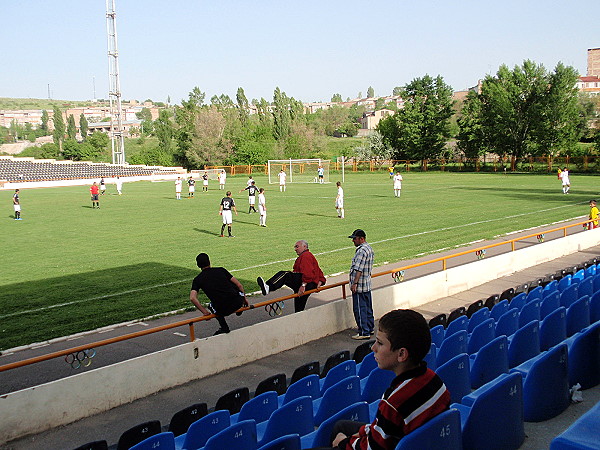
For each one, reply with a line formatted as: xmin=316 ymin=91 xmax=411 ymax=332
xmin=0 ymin=218 xmax=593 ymax=373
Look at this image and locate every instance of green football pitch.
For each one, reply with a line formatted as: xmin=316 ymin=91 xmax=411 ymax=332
xmin=0 ymin=171 xmax=597 ymax=350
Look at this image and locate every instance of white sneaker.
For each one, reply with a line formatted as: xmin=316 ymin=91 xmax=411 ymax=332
xmin=257 ymin=277 xmax=269 ymax=295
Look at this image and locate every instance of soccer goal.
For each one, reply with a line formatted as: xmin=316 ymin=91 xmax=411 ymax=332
xmin=267 ymin=159 xmax=330 ymax=184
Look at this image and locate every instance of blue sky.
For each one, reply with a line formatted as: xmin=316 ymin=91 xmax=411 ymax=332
xmin=2 ymin=1 xmax=598 ymax=105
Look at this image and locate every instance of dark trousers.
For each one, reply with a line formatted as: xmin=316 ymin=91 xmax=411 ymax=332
xmin=211 ymin=295 xmax=244 ymax=331
xmin=266 ymin=271 xmax=317 ymax=312
xmin=308 ymin=420 xmax=366 ymax=449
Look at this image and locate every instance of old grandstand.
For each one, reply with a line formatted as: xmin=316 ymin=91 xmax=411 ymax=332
xmin=1 ymin=220 xmax=600 ymax=449
xmin=0 ymin=155 xmax=183 ymax=185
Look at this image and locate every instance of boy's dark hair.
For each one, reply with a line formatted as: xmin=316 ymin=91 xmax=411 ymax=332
xmin=378 ymin=309 xmax=431 ymax=363
xmin=196 ymin=253 xmax=210 ymax=268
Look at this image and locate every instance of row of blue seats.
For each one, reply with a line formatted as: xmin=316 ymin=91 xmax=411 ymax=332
xmin=551 ymin=398 xmax=600 ymax=449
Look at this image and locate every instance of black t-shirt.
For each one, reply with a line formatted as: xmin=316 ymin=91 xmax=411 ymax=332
xmin=220 ymin=197 xmax=235 ymax=210
xmin=245 ymin=185 xmax=259 ymax=196
xmin=191 ymin=267 xmax=243 ymax=315
xmin=188 ymin=179 xmax=195 ymax=186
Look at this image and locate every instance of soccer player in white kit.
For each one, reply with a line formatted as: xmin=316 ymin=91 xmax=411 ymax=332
xmin=393 ymin=172 xmax=403 ymax=197
xmin=218 ymin=170 xmax=226 ymax=190
xmin=278 ymin=169 xmax=287 ymax=192
xmin=115 ymin=176 xmax=123 ymax=195
xmin=175 ymin=177 xmax=182 ymax=200
xmin=258 ymin=188 xmax=267 ymax=227
xmin=335 ymin=181 xmax=345 ymax=218
xmin=560 ymin=167 xmax=570 ymax=194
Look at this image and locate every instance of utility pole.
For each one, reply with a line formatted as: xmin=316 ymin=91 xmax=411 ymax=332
xmin=106 ymin=0 xmax=125 ymax=165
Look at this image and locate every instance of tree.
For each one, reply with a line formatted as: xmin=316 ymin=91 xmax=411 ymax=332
xmin=331 ymin=93 xmax=343 ymax=103
xmin=210 ymin=94 xmax=234 ymax=110
xmin=457 ymin=90 xmax=489 ymax=160
xmin=136 ymin=107 xmax=153 ymax=135
xmin=87 ymin=131 xmax=109 ymax=152
xmin=272 ymin=87 xmax=291 ymax=141
xmin=67 ymin=114 xmax=77 ymax=140
xmin=79 ymin=113 xmax=89 ymax=139
xmin=154 ymin=109 xmax=175 ymax=152
xmin=392 ymin=87 xmax=402 ymax=96
xmin=236 ymin=87 xmax=249 ymax=126
xmin=40 ymin=110 xmax=49 ymax=134
xmin=354 ymin=131 xmax=393 ymax=161
xmin=52 ymin=106 xmax=65 ymax=152
xmin=367 ymin=86 xmax=375 ymax=98
xmin=378 ymin=75 xmax=454 ymax=168
xmin=187 ymin=106 xmax=232 ymax=167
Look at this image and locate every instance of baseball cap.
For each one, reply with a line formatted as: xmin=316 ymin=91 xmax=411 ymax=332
xmin=348 ymin=229 xmax=366 ymax=239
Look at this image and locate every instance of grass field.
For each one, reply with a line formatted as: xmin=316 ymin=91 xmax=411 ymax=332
xmin=1 ymin=171 xmax=598 ymax=350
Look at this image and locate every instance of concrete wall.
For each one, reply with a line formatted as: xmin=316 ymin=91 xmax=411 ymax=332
xmin=2 ymin=229 xmax=600 ymax=442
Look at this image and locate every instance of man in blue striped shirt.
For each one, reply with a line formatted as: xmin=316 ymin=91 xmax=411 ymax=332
xmin=349 ymin=229 xmax=374 ymax=339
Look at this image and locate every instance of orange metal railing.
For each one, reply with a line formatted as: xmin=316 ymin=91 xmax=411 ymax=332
xmin=0 ymin=218 xmax=594 ymax=373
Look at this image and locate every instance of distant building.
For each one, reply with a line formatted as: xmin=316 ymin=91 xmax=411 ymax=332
xmin=587 ymin=47 xmax=600 ymax=77
xmin=359 ymin=109 xmax=395 ymax=134
xmin=576 ymin=76 xmax=600 ymax=95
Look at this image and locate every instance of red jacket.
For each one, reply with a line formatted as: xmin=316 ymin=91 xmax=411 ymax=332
xmin=293 ymin=250 xmax=326 ymax=286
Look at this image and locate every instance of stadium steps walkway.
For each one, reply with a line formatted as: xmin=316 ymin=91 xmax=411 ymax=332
xmin=2 ymin=222 xmax=600 ymax=449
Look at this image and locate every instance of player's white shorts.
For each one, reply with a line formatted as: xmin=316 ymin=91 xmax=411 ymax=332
xmin=219 ymin=181 xmax=225 ymax=185
xmin=203 ymin=180 xmax=209 ymax=186
xmin=279 ymin=181 xmax=286 ymax=186
xmin=394 ymin=182 xmax=402 ymax=190
xmin=222 ymin=210 xmax=233 ymax=224
xmin=13 ymin=205 xmax=21 ymax=212
xmin=336 ymin=199 xmax=344 ymax=208
xmin=248 ymin=196 xmax=256 ymax=205
xmin=176 ymin=188 xmax=182 ymax=193
xmin=562 ymin=178 xmax=570 ymax=186
xmin=189 ymin=186 xmax=195 ymax=193
xmin=100 ymin=185 xmax=106 ymax=191
xmin=259 ymin=205 xmax=266 ymax=215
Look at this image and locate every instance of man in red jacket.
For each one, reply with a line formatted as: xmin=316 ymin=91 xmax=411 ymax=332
xmin=257 ymin=240 xmax=326 ymax=312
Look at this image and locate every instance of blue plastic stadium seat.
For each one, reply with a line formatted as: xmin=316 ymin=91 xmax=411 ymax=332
xmin=584 ymin=264 xmax=597 ymax=278
xmin=591 ymin=290 xmax=600 ymax=323
xmin=564 ymin=321 xmax=600 ymax=390
xmin=256 ymin=396 xmax=314 ymax=447
xmin=200 ymin=420 xmax=256 ymax=450
xmin=519 ymin=299 xmax=540 ymax=328
xmin=430 ymin=324 xmax=445 ymax=348
xmin=231 ymin=391 xmax=278 ymax=424
xmin=467 ymin=318 xmax=495 ymax=355
xmin=278 ymin=374 xmax=320 ymax=407
xmin=436 ymin=353 xmax=471 ymax=404
xmin=495 ymin=308 xmax=519 ymax=338
xmin=540 ymin=291 xmax=560 ymax=319
xmin=526 ymin=286 xmax=543 ymax=303
xmin=130 ymin=432 xmax=175 ymax=450
xmin=360 ymin=367 xmax=396 ymax=403
xmin=453 ymin=372 xmax=525 ymax=450
xmin=566 ymin=295 xmax=591 ymax=337
xmin=313 ymin=375 xmax=361 ymax=426
xmin=174 ymin=410 xmax=230 ymax=450
xmin=560 ymin=283 xmax=579 ymax=308
xmin=469 ymin=335 xmax=509 ymax=390
xmin=508 ymin=320 xmax=540 ymax=368
xmin=424 ymin=342 xmax=437 ymax=371
xmin=445 ymin=315 xmax=468 ymax=338
xmin=509 ymin=292 xmax=526 ymax=312
xmin=593 ymin=273 xmax=600 ymax=293
xmin=257 ymin=434 xmax=301 ymax=450
xmin=557 ymin=274 xmax=572 ymax=293
xmin=395 ymin=408 xmax=462 ymax=450
xmin=550 ymin=399 xmax=600 ymax=450
xmin=542 ymin=280 xmax=558 ymax=297
xmin=490 ymin=299 xmax=509 ymax=322
xmin=437 ymin=330 xmax=468 ymax=367
xmin=573 ymin=269 xmax=585 ymax=282
xmin=539 ymin=307 xmax=567 ymax=351
xmin=319 ymin=359 xmax=356 ymax=393
xmin=357 ymin=351 xmax=377 ymax=378
xmin=301 ymin=401 xmax=369 ymax=449
xmin=467 ymin=308 xmax=490 ymax=334
xmin=577 ymin=276 xmax=594 ymax=299
xmin=510 ymin=343 xmax=570 ymax=422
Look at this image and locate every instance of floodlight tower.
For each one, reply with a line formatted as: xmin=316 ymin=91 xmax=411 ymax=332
xmin=106 ymin=0 xmax=125 ymax=165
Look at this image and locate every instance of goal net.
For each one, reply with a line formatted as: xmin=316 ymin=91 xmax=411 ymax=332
xmin=267 ymin=159 xmax=330 ymax=184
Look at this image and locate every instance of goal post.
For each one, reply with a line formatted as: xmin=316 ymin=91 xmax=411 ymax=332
xmin=267 ymin=159 xmax=330 ymax=184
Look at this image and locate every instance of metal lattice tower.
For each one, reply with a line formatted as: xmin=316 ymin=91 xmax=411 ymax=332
xmin=106 ymin=0 xmax=125 ymax=165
